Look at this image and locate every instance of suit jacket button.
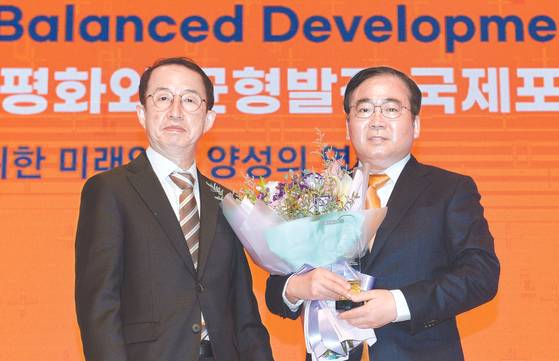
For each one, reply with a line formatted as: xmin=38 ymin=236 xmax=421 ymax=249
xmin=424 ymin=319 xmax=437 ymax=328
xmin=192 ymin=323 xmax=201 ymax=333
xmin=196 ymin=283 xmax=205 ymax=293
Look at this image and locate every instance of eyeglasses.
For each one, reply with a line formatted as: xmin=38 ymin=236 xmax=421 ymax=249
xmin=147 ymin=90 xmax=206 ymax=112
xmin=350 ymin=101 xmax=411 ymax=119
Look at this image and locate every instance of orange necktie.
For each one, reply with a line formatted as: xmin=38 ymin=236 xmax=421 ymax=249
xmin=362 ymin=174 xmax=389 ymax=361
xmin=366 ymin=173 xmax=390 ymax=209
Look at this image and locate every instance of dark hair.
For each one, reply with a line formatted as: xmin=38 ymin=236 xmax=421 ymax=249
xmin=138 ymin=57 xmax=214 ymax=110
xmin=343 ymin=66 xmax=422 ymax=116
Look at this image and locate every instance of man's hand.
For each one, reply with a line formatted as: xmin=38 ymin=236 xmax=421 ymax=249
xmin=338 ymin=289 xmax=397 ymax=329
xmin=285 ymin=268 xmax=352 ymax=303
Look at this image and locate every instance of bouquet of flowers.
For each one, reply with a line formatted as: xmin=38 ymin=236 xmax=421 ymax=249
xmin=217 ymin=141 xmax=387 ymax=361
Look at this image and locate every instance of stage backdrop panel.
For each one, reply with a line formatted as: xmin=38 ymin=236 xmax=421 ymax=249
xmin=1 ymin=1 xmax=558 ymax=360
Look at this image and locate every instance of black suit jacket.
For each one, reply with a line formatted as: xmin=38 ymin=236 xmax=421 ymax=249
xmin=266 ymin=156 xmax=499 ymax=361
xmin=75 ymin=152 xmax=274 ymax=361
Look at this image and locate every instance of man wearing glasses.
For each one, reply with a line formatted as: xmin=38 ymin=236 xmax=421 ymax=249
xmin=266 ymin=67 xmax=500 ymax=361
xmin=75 ymin=57 xmax=274 ymax=361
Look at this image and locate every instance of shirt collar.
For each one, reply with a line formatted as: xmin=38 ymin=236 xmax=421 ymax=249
xmin=358 ymin=154 xmax=411 ymax=184
xmin=381 ymin=154 xmax=410 ymax=184
xmin=146 ymin=146 xmax=198 ymax=185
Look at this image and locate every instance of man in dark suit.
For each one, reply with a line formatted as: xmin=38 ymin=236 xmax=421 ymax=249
xmin=266 ymin=67 xmax=500 ymax=361
xmin=75 ymin=57 xmax=274 ymax=361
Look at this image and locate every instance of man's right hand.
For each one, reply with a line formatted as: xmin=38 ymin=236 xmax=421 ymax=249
xmin=285 ymin=268 xmax=352 ymax=303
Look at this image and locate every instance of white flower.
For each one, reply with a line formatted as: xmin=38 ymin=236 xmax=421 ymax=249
xmin=337 ymin=173 xmax=353 ymax=199
xmin=265 ymin=181 xmax=280 ymax=197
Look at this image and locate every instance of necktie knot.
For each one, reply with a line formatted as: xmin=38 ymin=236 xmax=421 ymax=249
xmin=368 ymin=173 xmax=390 ymax=190
xmin=170 ymin=171 xmax=195 ymax=190
xmin=366 ymin=173 xmax=389 ymax=209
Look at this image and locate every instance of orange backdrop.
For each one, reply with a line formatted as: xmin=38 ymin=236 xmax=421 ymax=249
xmin=1 ymin=0 xmax=559 ymax=360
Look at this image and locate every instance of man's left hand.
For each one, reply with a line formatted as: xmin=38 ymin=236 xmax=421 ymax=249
xmin=337 ymin=289 xmax=397 ymax=329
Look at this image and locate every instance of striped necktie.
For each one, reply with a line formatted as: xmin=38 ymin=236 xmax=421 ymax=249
xmin=169 ymin=171 xmax=200 ymax=268
xmin=170 ymin=171 xmax=209 ymax=341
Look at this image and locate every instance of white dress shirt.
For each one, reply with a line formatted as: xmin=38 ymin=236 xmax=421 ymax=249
xmin=282 ymin=154 xmax=412 ymax=323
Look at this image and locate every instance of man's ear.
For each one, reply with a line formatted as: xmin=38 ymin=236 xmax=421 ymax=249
xmin=345 ymin=116 xmax=350 ymax=140
xmin=203 ymin=110 xmax=216 ymax=133
xmin=413 ymin=115 xmax=420 ymax=139
xmin=136 ymin=104 xmax=146 ymax=129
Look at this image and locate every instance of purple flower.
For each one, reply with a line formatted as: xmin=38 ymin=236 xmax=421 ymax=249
xmin=272 ymin=183 xmax=285 ymax=201
xmin=301 ymin=172 xmax=323 ymax=190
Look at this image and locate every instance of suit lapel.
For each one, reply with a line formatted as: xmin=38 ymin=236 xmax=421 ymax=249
xmin=126 ymin=153 xmax=197 ymax=276
xmin=363 ymin=156 xmax=431 ymax=269
xmin=196 ymin=172 xmax=219 ymax=278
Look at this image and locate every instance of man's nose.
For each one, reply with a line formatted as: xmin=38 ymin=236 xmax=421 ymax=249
xmin=369 ymin=106 xmax=384 ymax=127
xmin=169 ymin=95 xmax=184 ymax=118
